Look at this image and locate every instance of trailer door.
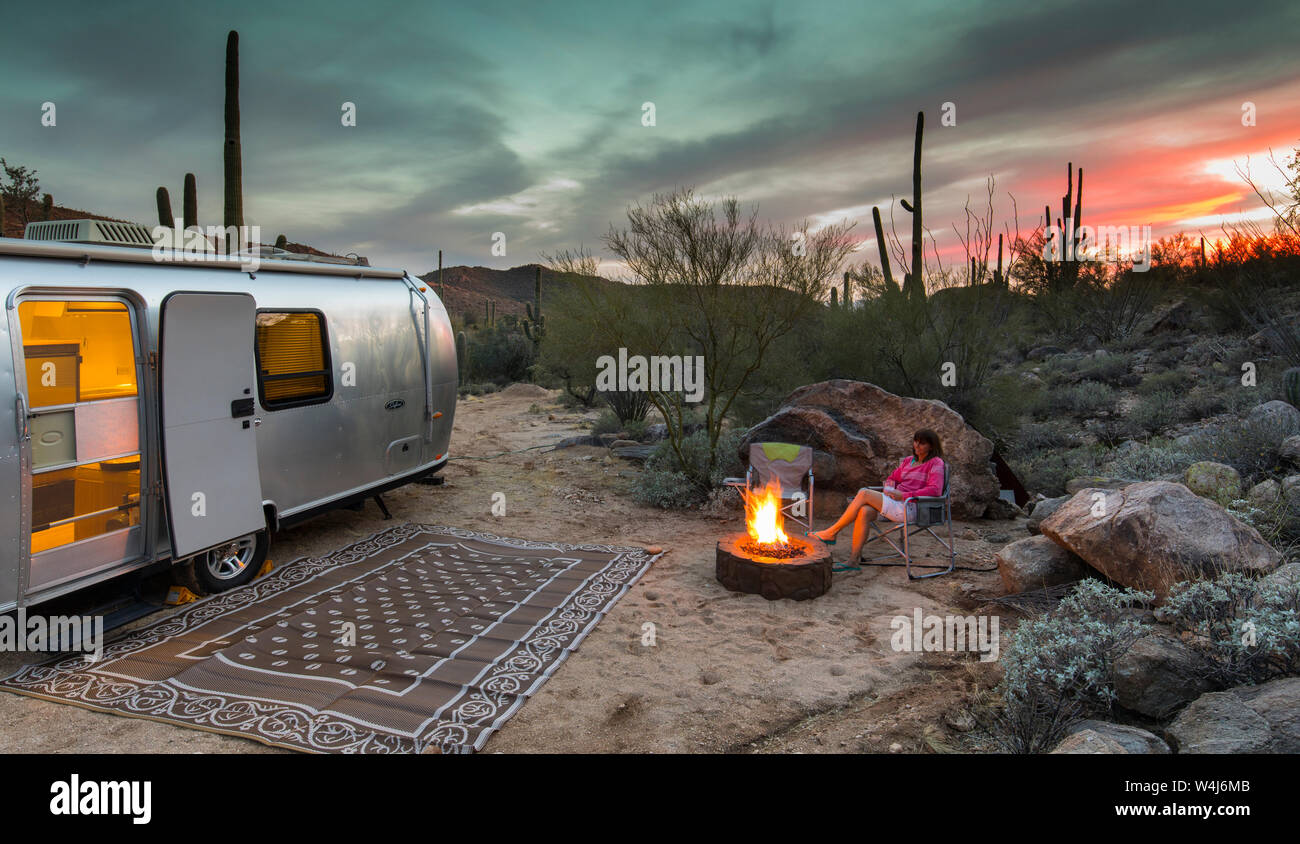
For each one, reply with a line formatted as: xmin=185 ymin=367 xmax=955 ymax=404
xmin=160 ymin=292 xmax=265 ymax=558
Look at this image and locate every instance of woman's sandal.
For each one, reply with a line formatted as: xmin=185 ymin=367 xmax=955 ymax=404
xmin=831 ymin=562 xmax=860 ymax=573
xmin=806 ymin=530 xmax=836 ymax=546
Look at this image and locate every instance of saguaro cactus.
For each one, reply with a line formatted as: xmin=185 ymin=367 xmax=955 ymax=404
xmin=1 ymin=194 xmax=6 ymax=237
xmin=223 ymin=30 xmax=244 ymax=231
xmin=183 ymin=172 xmax=198 ymax=230
xmin=872 ymin=206 xmax=897 ymax=294
xmin=484 ymin=299 xmax=496 ymax=328
xmin=437 ymin=249 xmax=444 ymax=299
xmin=898 ymin=111 xmax=925 ymax=301
xmin=456 ymin=331 xmax=470 ymax=382
xmin=523 ymin=265 xmax=547 ymax=345
xmin=156 ymin=187 xmax=174 ymax=227
xmin=1285 ymin=367 xmax=1300 ymax=409
xmin=829 ymin=288 xmax=839 ymax=308
xmin=842 ymin=271 xmax=852 ymax=308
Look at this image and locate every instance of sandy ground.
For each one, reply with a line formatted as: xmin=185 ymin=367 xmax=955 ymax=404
xmin=0 ymin=386 xmax=1020 ymax=753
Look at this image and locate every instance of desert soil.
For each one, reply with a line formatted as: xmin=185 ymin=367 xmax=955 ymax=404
xmin=0 ymin=386 xmax=1020 ymax=753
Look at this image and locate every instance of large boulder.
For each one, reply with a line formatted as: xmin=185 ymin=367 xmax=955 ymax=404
xmin=1114 ymin=634 xmax=1215 ymax=719
xmin=1247 ymin=400 xmax=1300 ymax=430
xmin=1050 ymin=729 xmax=1128 ymax=754
xmin=1167 ymin=678 xmax=1300 ymax=753
xmin=995 ymin=535 xmax=1088 ymax=594
xmin=1183 ymin=461 xmax=1241 ymax=504
xmin=738 ymin=380 xmax=999 ymax=518
xmin=1039 ymin=481 xmax=1282 ymax=600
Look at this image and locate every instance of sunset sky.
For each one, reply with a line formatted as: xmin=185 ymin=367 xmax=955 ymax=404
xmin=1 ymin=0 xmax=1298 ymax=276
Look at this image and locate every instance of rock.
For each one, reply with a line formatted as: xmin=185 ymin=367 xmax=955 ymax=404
xmin=983 ymin=498 xmax=1023 ymax=520
xmin=611 ymin=444 xmax=655 ymax=460
xmin=985 ymin=532 xmax=1011 ymax=544
xmin=1183 ymin=461 xmax=1242 ymax=504
xmin=995 ymin=535 xmax=1088 ymax=594
xmin=644 ymin=423 xmax=668 ymax=442
xmin=700 ymin=671 xmax=722 ymax=686
xmin=1027 ymin=345 xmax=1065 ymax=361
xmin=1039 ymin=481 xmax=1283 ymax=600
xmin=1114 ymin=634 xmax=1214 ymax=719
xmin=556 ymin=434 xmax=602 ymax=448
xmin=961 ymin=528 xmax=980 ymax=541
xmin=1145 ymin=300 xmax=1195 ymax=334
xmin=944 ymin=710 xmax=976 ymax=732
xmin=1051 ymin=729 xmax=1129 ymax=754
xmin=643 ymin=590 xmax=660 ymax=600
xmin=1247 ymin=400 xmax=1300 ymax=430
xmin=1027 ymin=495 xmax=1069 ymax=536
xmin=1232 ymin=677 xmax=1300 ymax=752
xmin=608 ymin=439 xmax=640 ymax=450
xmin=1281 ymin=435 xmax=1300 ymax=466
xmin=1066 ymin=720 xmax=1170 ymax=754
xmin=1261 ymin=561 xmax=1300 ymax=591
xmin=1165 ymin=678 xmax=1300 ymax=753
xmin=598 ymin=433 xmax=620 ymax=446
xmin=1248 ymin=479 xmax=1281 ymax=508
xmin=829 ymin=664 xmax=846 ymax=677
xmin=1284 ymin=475 xmax=1300 ymax=506
xmin=888 ymin=742 xmax=903 ymax=753
xmin=643 ymin=548 xmax=663 ymax=558
xmin=1064 ymin=476 xmax=1133 ymax=494
xmin=738 ymin=379 xmax=999 ymax=518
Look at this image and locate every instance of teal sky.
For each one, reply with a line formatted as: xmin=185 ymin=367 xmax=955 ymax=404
xmin=2 ymin=0 xmax=1299 ymax=275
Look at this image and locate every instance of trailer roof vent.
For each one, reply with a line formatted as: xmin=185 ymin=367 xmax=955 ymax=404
xmin=23 ymin=219 xmax=156 ymax=248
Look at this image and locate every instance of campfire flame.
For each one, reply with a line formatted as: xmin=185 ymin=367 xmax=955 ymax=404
xmin=746 ymin=480 xmax=790 ymax=546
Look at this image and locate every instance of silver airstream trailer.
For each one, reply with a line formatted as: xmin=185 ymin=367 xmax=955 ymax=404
xmin=0 ymin=222 xmax=457 ymax=611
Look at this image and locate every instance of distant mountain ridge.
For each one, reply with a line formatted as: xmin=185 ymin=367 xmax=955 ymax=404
xmin=418 ymin=263 xmax=621 ymax=321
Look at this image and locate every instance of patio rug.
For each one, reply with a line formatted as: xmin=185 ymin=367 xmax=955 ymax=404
xmin=1 ymin=523 xmax=659 ymax=753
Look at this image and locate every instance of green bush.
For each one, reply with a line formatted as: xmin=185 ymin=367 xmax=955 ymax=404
xmin=1161 ymin=573 xmax=1300 ymax=687
xmin=1135 ymin=369 xmax=1196 ymax=396
xmin=590 ymin=408 xmax=622 ymax=436
xmin=466 ymin=324 xmax=536 ymax=385
xmin=1104 ymin=440 xmax=1198 ymax=481
xmin=996 ymin=580 xmax=1154 ymax=753
xmin=1013 ymin=445 xmax=1108 ymax=496
xmin=636 ymin=428 xmax=745 ymax=509
xmin=1189 ymin=414 xmax=1300 ymax=484
xmin=1129 ymin=389 xmax=1184 ymax=433
xmin=1029 ymin=380 xmax=1117 ymax=419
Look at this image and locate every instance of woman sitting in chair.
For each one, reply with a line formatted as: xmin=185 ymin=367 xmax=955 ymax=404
xmin=810 ymin=428 xmax=945 ymax=560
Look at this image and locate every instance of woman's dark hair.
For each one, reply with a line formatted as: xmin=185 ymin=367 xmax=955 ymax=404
xmin=912 ymin=428 xmax=943 ymax=462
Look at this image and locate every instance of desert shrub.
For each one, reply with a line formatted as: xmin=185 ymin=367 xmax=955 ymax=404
xmin=466 ymin=324 xmax=536 ymax=384
xmin=1228 ymin=495 xmax=1300 ymax=558
xmin=1128 ymin=389 xmax=1183 ymax=433
xmin=1161 ymin=573 xmax=1300 ymax=687
xmin=1179 ymin=386 xmax=1230 ymax=421
xmin=1189 ymin=414 xmax=1300 ymax=484
xmin=1071 ymin=352 xmax=1133 ymax=385
xmin=1104 ymin=440 xmax=1198 ymax=481
xmin=1013 ymin=421 xmax=1074 ymax=452
xmin=622 ymin=417 xmax=650 ymax=441
xmin=590 ymin=408 xmax=622 ymax=436
xmin=996 ymin=580 xmax=1154 ymax=753
xmin=1029 ymin=380 xmax=1117 ymax=419
xmin=1084 ymin=417 xmax=1144 ymax=448
xmin=636 ymin=428 xmax=745 ymax=509
xmin=456 ymin=381 xmax=500 ymax=397
xmin=1135 ymin=369 xmax=1196 ymax=396
xmin=1012 ymin=444 xmax=1107 ymax=496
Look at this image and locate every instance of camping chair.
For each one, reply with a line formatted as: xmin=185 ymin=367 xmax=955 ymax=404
xmin=723 ymin=442 xmax=815 ymax=534
xmin=857 ymin=461 xmax=955 ymax=579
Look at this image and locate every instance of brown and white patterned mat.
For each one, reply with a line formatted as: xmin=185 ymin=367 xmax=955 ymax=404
xmin=1 ymin=524 xmax=659 ymax=753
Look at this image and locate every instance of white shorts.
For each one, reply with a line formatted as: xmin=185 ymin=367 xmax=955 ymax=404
xmin=875 ymin=493 xmax=917 ymax=523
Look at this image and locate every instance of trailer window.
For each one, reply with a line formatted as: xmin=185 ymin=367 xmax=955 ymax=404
xmin=255 ymin=311 xmax=331 ymax=408
xmin=18 ymin=300 xmax=138 ymax=406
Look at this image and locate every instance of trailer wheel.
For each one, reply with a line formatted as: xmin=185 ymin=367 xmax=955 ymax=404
xmin=181 ymin=531 xmax=270 ymax=595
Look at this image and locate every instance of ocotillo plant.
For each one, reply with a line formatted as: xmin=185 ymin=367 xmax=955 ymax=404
xmin=41 ymin=194 xmax=53 ymax=221
xmin=523 ymin=265 xmax=546 ymax=346
xmin=1285 ymin=367 xmax=1300 ymax=409
xmin=897 ymin=111 xmax=925 ymax=300
xmin=184 ymin=173 xmax=198 ymax=230
xmin=456 ymin=331 xmax=470 ymax=383
xmin=872 ymin=206 xmax=898 ymax=293
xmin=223 ymin=30 xmax=244 ymax=231
xmin=156 ymin=187 xmax=174 ymax=227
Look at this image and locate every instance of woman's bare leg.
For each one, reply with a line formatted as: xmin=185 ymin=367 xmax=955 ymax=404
xmin=813 ymin=488 xmax=885 ymax=540
xmin=849 ymin=507 xmax=878 ymax=559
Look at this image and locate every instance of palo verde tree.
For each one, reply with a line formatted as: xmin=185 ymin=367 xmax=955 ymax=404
xmin=567 ymin=188 xmax=855 ymax=488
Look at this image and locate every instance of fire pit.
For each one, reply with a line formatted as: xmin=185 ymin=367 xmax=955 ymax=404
xmin=715 ymin=481 xmax=832 ymax=601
